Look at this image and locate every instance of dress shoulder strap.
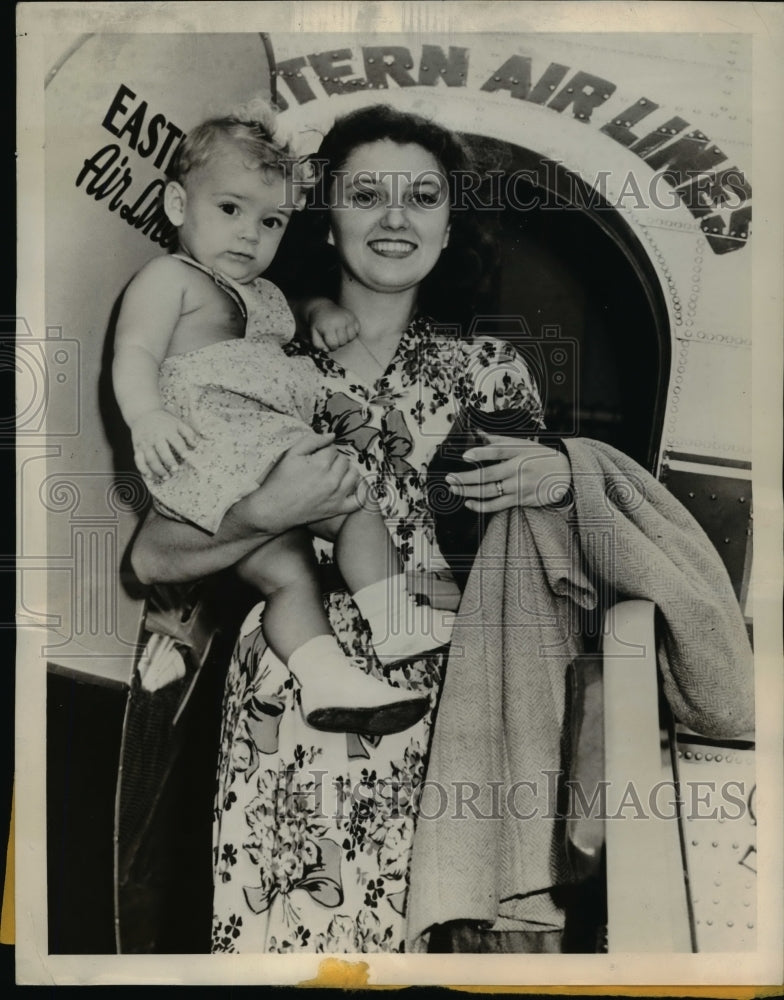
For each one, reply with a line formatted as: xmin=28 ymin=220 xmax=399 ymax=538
xmin=169 ymin=253 xmax=247 ymax=321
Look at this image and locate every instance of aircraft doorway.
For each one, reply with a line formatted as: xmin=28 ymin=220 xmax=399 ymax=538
xmin=469 ymin=138 xmax=671 ymax=473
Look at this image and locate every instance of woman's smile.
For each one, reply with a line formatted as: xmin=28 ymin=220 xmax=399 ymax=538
xmin=368 ymin=238 xmax=418 ymax=258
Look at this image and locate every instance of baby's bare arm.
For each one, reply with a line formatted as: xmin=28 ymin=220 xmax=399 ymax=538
xmin=114 ymin=257 xmax=202 ymax=477
xmin=113 ymin=256 xmax=187 ymax=426
xmin=293 ymin=297 xmax=360 ymax=351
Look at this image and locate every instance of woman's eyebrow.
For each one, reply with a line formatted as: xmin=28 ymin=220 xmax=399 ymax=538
xmin=345 ymin=175 xmax=384 ymax=189
xmin=411 ymin=176 xmax=446 ymax=189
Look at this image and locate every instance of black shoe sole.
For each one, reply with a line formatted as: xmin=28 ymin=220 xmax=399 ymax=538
xmin=305 ymin=694 xmax=430 ymax=736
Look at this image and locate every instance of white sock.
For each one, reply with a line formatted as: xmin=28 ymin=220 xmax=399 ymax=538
xmin=353 ymin=575 xmax=407 ymax=638
xmin=287 ymin=634 xmax=350 ymax=684
xmin=287 ymin=632 xmax=425 ymax=723
xmin=353 ymin=574 xmax=455 ymax=660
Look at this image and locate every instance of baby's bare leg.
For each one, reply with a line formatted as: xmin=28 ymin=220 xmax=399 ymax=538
xmin=312 ymin=509 xmax=401 ymax=590
xmin=236 ymin=529 xmax=330 ymax=663
xmin=237 ymin=527 xmax=429 ymax=735
xmin=313 ymin=509 xmax=456 ymax=661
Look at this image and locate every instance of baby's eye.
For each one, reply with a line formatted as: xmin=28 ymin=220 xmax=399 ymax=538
xmin=351 ymin=189 xmax=378 ymax=208
xmin=219 ymin=203 xmax=239 ymax=216
xmin=262 ymin=217 xmax=284 ymax=230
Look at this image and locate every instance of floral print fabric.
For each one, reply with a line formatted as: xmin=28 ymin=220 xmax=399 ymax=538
xmin=211 ymin=318 xmax=544 ymax=953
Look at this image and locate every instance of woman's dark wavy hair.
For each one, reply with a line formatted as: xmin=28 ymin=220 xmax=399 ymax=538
xmin=272 ymin=104 xmax=498 ymax=331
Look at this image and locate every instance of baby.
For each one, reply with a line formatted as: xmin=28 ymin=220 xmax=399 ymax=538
xmin=112 ymin=101 xmax=454 ymax=735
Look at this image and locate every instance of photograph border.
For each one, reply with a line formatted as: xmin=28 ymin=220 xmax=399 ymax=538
xmin=14 ymin=0 xmax=784 ymax=989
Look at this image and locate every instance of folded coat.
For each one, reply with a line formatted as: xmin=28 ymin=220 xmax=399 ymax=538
xmin=406 ymin=437 xmax=754 ymax=950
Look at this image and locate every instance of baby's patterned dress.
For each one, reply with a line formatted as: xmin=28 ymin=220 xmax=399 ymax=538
xmin=150 ymin=258 xmax=322 ymax=533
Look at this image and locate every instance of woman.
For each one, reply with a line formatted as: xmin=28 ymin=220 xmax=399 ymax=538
xmin=132 ymin=104 xmax=572 ymax=953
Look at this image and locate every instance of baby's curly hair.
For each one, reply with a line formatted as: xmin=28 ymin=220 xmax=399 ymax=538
xmin=166 ymin=97 xmax=316 ymax=198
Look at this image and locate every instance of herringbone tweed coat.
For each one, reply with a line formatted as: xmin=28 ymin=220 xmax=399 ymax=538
xmin=407 ymin=438 xmax=754 ymax=949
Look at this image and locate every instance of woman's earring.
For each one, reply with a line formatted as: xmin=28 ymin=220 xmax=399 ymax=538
xmin=327 ymin=229 xmax=335 ymax=247
xmin=442 ymin=224 xmax=451 ymax=250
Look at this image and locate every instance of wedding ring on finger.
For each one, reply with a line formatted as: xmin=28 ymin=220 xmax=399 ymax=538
xmin=495 ymin=480 xmax=505 ymax=498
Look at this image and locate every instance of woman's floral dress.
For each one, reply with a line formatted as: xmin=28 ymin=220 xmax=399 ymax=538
xmin=211 ymin=318 xmax=544 ymax=954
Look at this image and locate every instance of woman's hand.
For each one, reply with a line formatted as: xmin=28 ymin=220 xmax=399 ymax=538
xmin=235 ymin=432 xmax=361 ymax=535
xmin=131 ymin=432 xmax=361 ymax=584
xmin=445 ymin=437 xmax=572 ymax=513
